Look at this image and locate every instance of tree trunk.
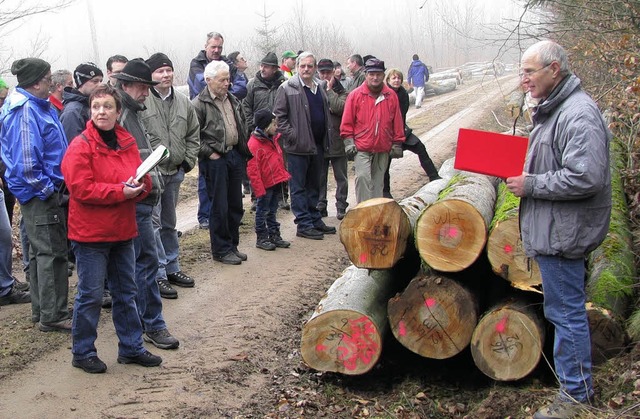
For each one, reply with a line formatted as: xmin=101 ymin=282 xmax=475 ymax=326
xmin=415 ymin=174 xmax=498 ymax=272
xmin=487 ymin=182 xmax=542 ymax=293
xmin=470 ymin=300 xmax=545 ymax=381
xmin=301 ymin=266 xmax=396 ymax=375
xmin=587 ymin=304 xmax=628 ymax=364
xmin=338 ymin=198 xmax=412 ymax=269
xmin=387 ymin=272 xmax=479 ymax=359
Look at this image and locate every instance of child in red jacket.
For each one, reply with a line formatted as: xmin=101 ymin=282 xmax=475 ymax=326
xmin=247 ymin=109 xmax=291 ymax=250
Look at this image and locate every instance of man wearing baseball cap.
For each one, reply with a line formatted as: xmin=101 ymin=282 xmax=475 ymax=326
xmin=280 ymin=50 xmax=297 ymax=80
xmin=341 ymin=58 xmax=405 ymax=203
xmin=1 ymin=57 xmax=70 ymax=332
xmin=60 ymin=62 xmax=103 ymax=142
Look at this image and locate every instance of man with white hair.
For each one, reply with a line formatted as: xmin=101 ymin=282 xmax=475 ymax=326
xmin=507 ymin=40 xmax=611 ymax=419
xmin=192 ymin=60 xmax=250 ymax=265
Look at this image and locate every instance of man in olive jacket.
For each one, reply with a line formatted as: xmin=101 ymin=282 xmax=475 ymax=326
xmin=273 ymin=52 xmax=336 ymax=240
xmin=192 ymin=60 xmax=250 ymax=265
xmin=141 ymin=53 xmax=200 ymax=299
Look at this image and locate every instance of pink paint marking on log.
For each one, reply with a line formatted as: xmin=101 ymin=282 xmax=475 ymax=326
xmin=495 ymin=316 xmax=508 ymax=334
xmin=398 ymin=321 xmax=407 ymax=336
xmin=448 ymin=227 xmax=459 ymax=238
xmin=336 ymin=316 xmax=380 ymax=371
xmin=425 ymin=298 xmax=436 ymax=308
xmin=504 ymin=244 xmax=513 ymax=254
xmin=316 ymin=344 xmax=327 ymax=352
xmin=359 ymin=253 xmax=368 ymax=263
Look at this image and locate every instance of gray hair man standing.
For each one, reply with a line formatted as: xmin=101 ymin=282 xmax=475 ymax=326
xmin=506 ymin=40 xmax=611 ymax=419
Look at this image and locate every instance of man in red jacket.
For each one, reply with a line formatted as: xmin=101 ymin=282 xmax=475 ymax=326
xmin=340 ymin=58 xmax=405 ymax=203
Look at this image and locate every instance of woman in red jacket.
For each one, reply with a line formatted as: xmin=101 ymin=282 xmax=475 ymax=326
xmin=247 ymin=108 xmax=291 ymax=251
xmin=61 ymin=84 xmax=160 ymax=374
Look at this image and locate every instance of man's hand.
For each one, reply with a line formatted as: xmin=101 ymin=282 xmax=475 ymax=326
xmin=390 ymin=144 xmax=403 ymax=159
xmin=209 ymin=152 xmax=221 ymax=160
xmin=344 ymin=138 xmax=357 ymax=160
xmin=506 ymin=173 xmax=528 ymax=197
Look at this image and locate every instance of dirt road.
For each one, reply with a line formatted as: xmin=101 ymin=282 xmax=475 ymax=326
xmin=0 ymin=74 xmax=520 ymax=418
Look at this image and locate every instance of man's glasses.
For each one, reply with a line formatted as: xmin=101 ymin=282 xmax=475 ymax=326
xmin=518 ymin=63 xmax=551 ymax=79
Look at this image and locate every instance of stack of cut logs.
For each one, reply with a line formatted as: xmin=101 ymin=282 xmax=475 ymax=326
xmin=301 ymin=155 xmax=636 ymax=379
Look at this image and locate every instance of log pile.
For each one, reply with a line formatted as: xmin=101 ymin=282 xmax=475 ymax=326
xmin=303 ymin=133 xmax=637 ymax=383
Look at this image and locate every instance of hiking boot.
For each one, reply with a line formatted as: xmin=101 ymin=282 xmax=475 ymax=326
xmin=199 ymin=220 xmax=209 ymax=229
xmin=278 ymin=199 xmax=290 ymax=210
xmin=212 ymin=252 xmax=242 ymax=265
xmin=117 ymin=350 xmax=162 ymax=367
xmin=317 ymin=206 xmax=328 ymax=217
xmin=336 ymin=209 xmax=346 ymax=220
xmin=256 ymin=236 xmax=276 ymax=251
xmin=296 ymin=228 xmax=324 ymax=240
xmin=270 ymin=234 xmax=291 ymax=248
xmin=157 ymin=279 xmax=178 ymax=299
xmin=12 ymin=276 xmax=29 ymax=292
xmin=38 ymin=318 xmax=72 ymax=333
xmin=315 ymin=224 xmax=337 ymax=234
xmin=167 ymin=271 xmax=195 ymax=288
xmin=144 ymin=329 xmax=180 ymax=350
xmin=533 ymin=399 xmax=585 ymax=419
xmin=102 ymin=289 xmax=113 ymax=308
xmin=233 ymin=249 xmax=248 ymax=261
xmin=0 ymin=285 xmax=31 ymax=306
xmin=72 ymin=356 xmax=107 ymax=374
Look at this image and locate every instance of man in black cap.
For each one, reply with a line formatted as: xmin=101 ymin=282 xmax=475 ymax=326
xmin=113 ymin=59 xmax=180 ymax=351
xmin=0 ymin=57 xmax=70 ymax=332
xmin=243 ymin=51 xmax=289 ymax=211
xmin=340 ymin=58 xmax=405 ymax=203
xmin=316 ymin=58 xmax=349 ymax=220
xmin=59 ymin=62 xmax=103 ymax=142
xmin=140 ymin=53 xmax=200 ymax=301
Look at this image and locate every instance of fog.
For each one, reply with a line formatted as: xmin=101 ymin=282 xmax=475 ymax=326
xmin=1 ymin=0 xmax=526 ymax=86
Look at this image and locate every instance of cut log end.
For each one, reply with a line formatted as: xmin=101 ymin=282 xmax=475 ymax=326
xmin=587 ymin=305 xmax=627 ymax=365
xmin=339 ymin=198 xmax=411 ymax=269
xmin=415 ymin=200 xmax=487 ymax=272
xmin=301 ymin=310 xmax=383 ymax=375
xmin=470 ymin=305 xmax=544 ymax=381
xmin=387 ymin=273 xmax=478 ymax=359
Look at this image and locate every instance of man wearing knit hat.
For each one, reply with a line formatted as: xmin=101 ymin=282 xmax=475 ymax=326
xmin=140 ymin=52 xmax=200 ymax=303
xmin=59 ymin=62 xmax=103 ymax=142
xmin=0 ymin=57 xmax=71 ymax=332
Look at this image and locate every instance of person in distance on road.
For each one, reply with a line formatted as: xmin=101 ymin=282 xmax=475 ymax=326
xmin=407 ymin=54 xmax=430 ymax=109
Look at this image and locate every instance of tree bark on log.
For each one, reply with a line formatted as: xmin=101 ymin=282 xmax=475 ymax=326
xmin=415 ymin=174 xmax=498 ymax=272
xmin=301 ymin=266 xmax=397 ymax=375
xmin=339 ymin=198 xmax=412 ymax=269
xmin=387 ymin=272 xmax=479 ymax=359
xmin=487 ymin=182 xmax=542 ymax=293
xmin=470 ymin=300 xmax=545 ymax=381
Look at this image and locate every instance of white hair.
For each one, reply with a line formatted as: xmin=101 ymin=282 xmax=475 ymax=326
xmin=204 ymin=60 xmax=229 ymax=80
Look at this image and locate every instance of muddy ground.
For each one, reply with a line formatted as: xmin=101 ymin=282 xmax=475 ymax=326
xmin=0 ymin=75 xmax=639 ymax=419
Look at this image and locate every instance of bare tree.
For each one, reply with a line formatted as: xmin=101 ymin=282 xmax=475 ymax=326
xmin=253 ymin=1 xmax=280 ymax=57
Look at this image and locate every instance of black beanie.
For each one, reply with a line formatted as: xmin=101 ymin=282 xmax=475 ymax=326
xmin=254 ymin=108 xmax=275 ymax=130
xmin=74 ymin=62 xmax=103 ymax=88
xmin=146 ymin=53 xmax=173 ymax=73
xmin=11 ymin=58 xmax=51 ymax=88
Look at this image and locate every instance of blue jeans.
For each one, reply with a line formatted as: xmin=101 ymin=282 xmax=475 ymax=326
xmin=287 ymin=152 xmax=324 ymax=231
xmin=536 ymin=255 xmax=593 ymax=403
xmin=201 ymin=149 xmax=244 ymax=257
xmin=0 ymin=189 xmax=14 ymax=296
xmin=71 ymin=240 xmax=145 ymax=360
xmin=255 ymin=185 xmax=281 ymax=237
xmin=135 ymin=204 xmax=166 ymax=332
xmin=153 ymin=170 xmax=185 ymax=280
xmin=197 ymin=162 xmax=211 ymax=225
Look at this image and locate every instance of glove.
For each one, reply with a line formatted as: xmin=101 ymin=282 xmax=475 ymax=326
xmin=181 ymin=161 xmax=194 ymax=174
xmin=344 ymin=138 xmax=357 ymax=160
xmin=390 ymin=144 xmax=404 ymax=159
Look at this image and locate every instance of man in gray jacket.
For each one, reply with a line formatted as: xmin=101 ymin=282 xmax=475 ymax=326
xmin=141 ymin=53 xmax=200 ymax=299
xmin=506 ymin=40 xmax=611 ymax=419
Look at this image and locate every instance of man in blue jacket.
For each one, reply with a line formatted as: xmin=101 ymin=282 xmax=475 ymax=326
xmin=407 ymin=54 xmax=429 ymax=109
xmin=0 ymin=58 xmax=71 ymax=332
